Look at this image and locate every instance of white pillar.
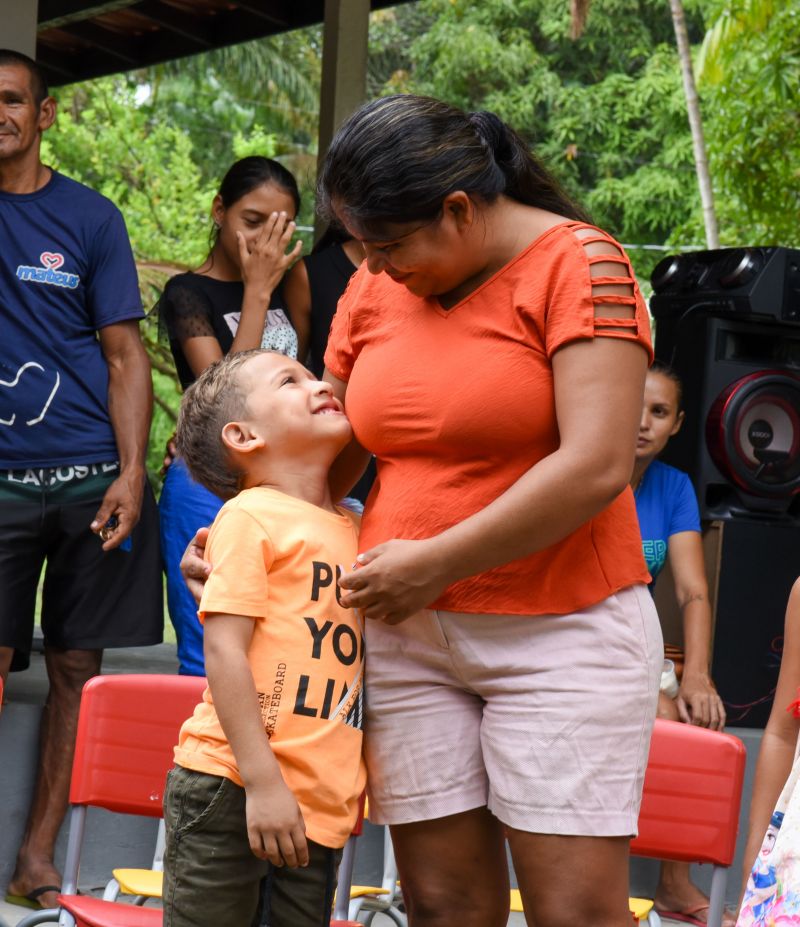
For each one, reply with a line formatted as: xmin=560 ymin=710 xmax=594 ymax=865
xmin=1 ymin=0 xmax=39 ymax=57
xmin=317 ymin=0 xmax=369 ymax=175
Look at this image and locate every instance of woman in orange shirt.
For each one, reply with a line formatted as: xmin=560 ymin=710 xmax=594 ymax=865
xmin=184 ymin=95 xmax=661 ymax=927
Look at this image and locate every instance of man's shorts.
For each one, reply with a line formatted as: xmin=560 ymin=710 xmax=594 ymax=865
xmin=0 ymin=461 xmax=163 ymax=670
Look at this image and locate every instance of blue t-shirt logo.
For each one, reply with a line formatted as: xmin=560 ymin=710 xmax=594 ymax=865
xmin=16 ymin=250 xmax=80 ymax=289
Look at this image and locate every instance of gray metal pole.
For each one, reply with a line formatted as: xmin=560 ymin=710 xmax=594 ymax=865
xmin=315 ymin=0 xmax=369 ymax=238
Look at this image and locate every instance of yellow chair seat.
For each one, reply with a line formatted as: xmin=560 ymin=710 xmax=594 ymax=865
xmin=349 ymin=885 xmax=391 ymax=899
xmin=511 ymin=890 xmax=653 ymax=922
xmin=629 ymin=896 xmax=655 ymax=921
xmin=112 ymin=868 xmax=164 ymax=898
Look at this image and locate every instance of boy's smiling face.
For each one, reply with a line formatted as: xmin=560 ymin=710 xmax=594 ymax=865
xmin=236 ymin=353 xmax=351 ymax=455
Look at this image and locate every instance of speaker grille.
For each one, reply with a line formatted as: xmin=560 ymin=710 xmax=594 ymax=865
xmin=706 ymin=372 xmax=800 ymax=498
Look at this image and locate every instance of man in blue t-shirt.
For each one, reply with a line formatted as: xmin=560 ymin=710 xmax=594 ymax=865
xmin=0 ymin=49 xmax=162 ymax=911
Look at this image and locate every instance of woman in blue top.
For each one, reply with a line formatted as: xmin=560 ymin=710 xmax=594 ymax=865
xmin=632 ymin=360 xmax=731 ymax=926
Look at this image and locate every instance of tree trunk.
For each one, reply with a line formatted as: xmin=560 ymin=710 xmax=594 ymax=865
xmin=669 ymin=0 xmax=720 ymax=248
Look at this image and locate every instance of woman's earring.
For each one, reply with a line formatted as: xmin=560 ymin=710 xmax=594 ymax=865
xmin=213 ymin=219 xmax=222 ymax=231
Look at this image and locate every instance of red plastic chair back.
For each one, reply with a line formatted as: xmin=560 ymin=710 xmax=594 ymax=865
xmin=631 ymin=718 xmax=746 ymax=866
xmin=68 ymin=673 xmax=206 ymax=816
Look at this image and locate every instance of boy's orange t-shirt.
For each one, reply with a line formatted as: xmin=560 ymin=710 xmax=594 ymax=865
xmin=173 ymin=488 xmax=366 ymax=849
xmin=324 ymin=222 xmax=653 ymax=616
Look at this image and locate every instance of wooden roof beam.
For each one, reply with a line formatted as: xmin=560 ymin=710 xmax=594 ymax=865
xmin=231 ymin=1 xmax=290 ymax=28
xmin=56 ymin=21 xmax=141 ymax=65
xmin=131 ymin=0 xmax=214 ymax=48
xmin=38 ymin=0 xmax=138 ymax=30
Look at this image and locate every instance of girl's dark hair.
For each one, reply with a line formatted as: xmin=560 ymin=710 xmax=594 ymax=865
xmin=210 ymin=156 xmax=300 ymax=250
xmin=218 ymin=156 xmax=300 ymax=214
xmin=650 ymin=360 xmax=684 ymax=409
xmin=317 ymin=95 xmax=589 ymax=232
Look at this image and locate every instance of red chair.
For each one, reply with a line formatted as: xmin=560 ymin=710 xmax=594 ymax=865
xmin=630 ymin=718 xmax=747 ymax=927
xmin=17 ymin=673 xmax=206 ymax=927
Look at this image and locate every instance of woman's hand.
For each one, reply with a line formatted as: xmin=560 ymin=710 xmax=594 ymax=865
xmin=677 ymin=670 xmax=726 ymax=730
xmin=180 ymin=526 xmax=211 ymax=605
xmin=338 ymin=538 xmax=449 ymax=624
xmin=237 ymin=212 xmax=302 ymax=301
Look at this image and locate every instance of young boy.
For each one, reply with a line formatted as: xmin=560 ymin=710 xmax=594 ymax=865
xmin=163 ymin=349 xmax=365 ymax=927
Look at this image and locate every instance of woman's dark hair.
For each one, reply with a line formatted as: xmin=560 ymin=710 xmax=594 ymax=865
xmin=650 ymin=360 xmax=684 ymax=409
xmin=317 ymin=95 xmax=589 ymax=232
xmin=218 ymin=156 xmax=300 ymax=214
xmin=209 ymin=156 xmax=300 ymax=250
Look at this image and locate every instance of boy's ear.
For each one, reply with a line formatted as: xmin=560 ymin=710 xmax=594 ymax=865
xmin=221 ymin=421 xmax=265 ymax=455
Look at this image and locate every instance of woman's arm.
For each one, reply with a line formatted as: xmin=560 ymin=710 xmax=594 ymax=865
xmin=740 ymin=578 xmax=800 ymax=894
xmin=283 ymin=258 xmax=312 ymax=363
xmin=324 ymin=370 xmax=372 ymax=501
xmin=340 ymin=332 xmax=649 ymax=622
xmin=667 ymin=530 xmax=725 ymax=729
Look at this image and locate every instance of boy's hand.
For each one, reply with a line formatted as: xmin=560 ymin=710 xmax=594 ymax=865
xmin=245 ymin=779 xmax=309 ymax=867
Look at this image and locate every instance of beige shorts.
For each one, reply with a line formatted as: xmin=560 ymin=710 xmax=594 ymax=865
xmin=364 ymin=584 xmax=662 ymax=837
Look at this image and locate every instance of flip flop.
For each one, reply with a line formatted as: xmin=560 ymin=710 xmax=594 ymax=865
xmin=655 ymin=902 xmax=737 ymax=927
xmin=4 ymin=884 xmax=61 ymax=910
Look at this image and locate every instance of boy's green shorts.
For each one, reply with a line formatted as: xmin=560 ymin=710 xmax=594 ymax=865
xmin=163 ymin=765 xmax=342 ymax=927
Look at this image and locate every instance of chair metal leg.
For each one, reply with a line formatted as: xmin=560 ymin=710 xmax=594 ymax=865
xmin=334 ymin=834 xmax=359 ymax=921
xmin=14 ymin=910 xmax=62 ymax=927
xmin=101 ymin=878 xmax=120 ymax=902
xmin=384 ymin=907 xmax=407 ymax=926
xmin=707 ymin=865 xmax=728 ymax=927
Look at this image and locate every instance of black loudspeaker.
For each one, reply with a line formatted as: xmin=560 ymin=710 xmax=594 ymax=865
xmin=710 ymin=519 xmax=799 ymax=728
xmin=651 ymin=247 xmax=800 ymax=728
xmin=651 ymin=246 xmax=800 ymax=521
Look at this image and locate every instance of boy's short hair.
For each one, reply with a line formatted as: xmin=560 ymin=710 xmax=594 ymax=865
xmin=176 ymin=349 xmax=264 ymax=500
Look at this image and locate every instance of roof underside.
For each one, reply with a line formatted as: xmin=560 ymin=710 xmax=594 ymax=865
xmin=36 ymin=0 xmax=395 ymax=86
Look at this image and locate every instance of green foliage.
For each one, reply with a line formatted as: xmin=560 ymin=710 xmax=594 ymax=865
xmin=42 ymin=77 xmax=213 ymax=268
xmin=699 ymin=0 xmax=799 ymax=246
xmin=232 ymin=126 xmax=278 ymax=160
xmin=381 ymin=0 xmax=709 ymax=283
xmin=365 ymin=0 xmax=798 ymax=283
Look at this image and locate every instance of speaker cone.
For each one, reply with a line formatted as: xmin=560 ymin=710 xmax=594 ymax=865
xmin=706 ymin=371 xmax=800 ymax=498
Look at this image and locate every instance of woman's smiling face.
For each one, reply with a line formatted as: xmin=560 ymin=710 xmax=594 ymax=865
xmin=337 ymin=193 xmax=486 ymax=300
